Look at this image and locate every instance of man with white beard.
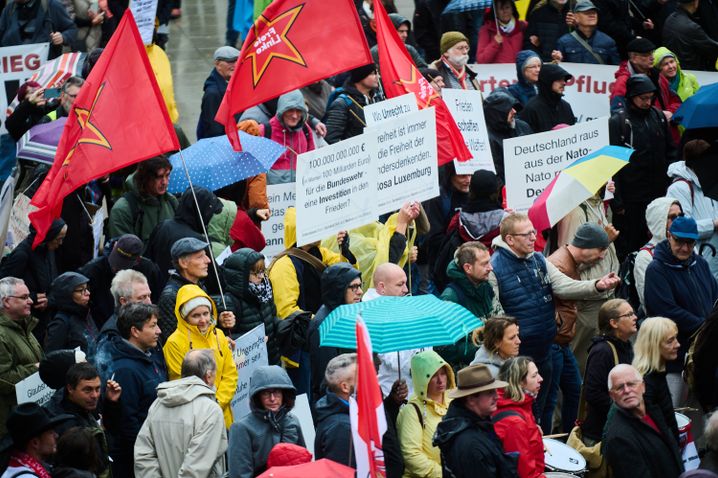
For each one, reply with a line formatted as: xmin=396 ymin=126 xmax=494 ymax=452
xmin=430 ymin=32 xmax=480 ymax=90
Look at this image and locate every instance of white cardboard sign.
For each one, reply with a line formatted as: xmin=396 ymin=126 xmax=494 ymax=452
xmin=231 ymin=324 xmax=268 ymax=422
xmin=364 ymin=93 xmax=418 ymax=127
xmin=15 ymin=372 xmax=55 ymax=406
xmin=442 ymin=88 xmax=495 ymax=174
xmin=0 ymin=43 xmax=49 ymax=135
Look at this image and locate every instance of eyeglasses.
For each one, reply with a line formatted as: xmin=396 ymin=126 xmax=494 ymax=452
xmin=672 ymin=237 xmax=696 ymax=247
xmin=611 ymin=380 xmax=642 ymax=393
xmin=73 ymin=286 xmax=90 ymax=294
xmin=259 ymin=389 xmax=282 ymax=399
xmin=510 ymin=230 xmax=537 ymax=238
xmin=250 ymin=270 xmax=266 ymax=278
xmin=8 ymin=295 xmax=31 ymax=301
xmin=347 ymin=283 xmax=362 ymax=292
xmin=615 ymin=311 xmax=637 ymax=319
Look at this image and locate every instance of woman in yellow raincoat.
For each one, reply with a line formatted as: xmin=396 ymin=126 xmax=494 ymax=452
xmin=163 ymin=284 xmax=238 ymax=427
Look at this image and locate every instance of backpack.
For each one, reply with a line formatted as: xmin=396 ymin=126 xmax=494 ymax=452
xmin=323 ymin=87 xmax=352 ymax=120
xmin=120 ymin=190 xmax=178 ymax=242
xmin=615 ymin=245 xmax=654 ymax=316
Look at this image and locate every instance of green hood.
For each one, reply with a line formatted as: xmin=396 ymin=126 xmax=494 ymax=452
xmin=410 ymin=351 xmax=455 ymax=401
xmin=653 ymin=47 xmax=682 ymax=72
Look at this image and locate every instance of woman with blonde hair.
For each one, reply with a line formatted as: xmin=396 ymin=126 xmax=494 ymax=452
xmin=632 ymin=316 xmax=680 ymax=442
xmin=470 ymin=316 xmax=521 ymax=377
xmin=493 ymin=356 xmax=545 ymax=478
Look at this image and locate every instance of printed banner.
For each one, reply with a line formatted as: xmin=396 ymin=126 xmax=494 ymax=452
xmin=263 ymin=182 xmax=296 ymax=264
xmin=16 ymin=372 xmax=55 ymax=406
xmin=503 ymin=117 xmax=610 ymax=212
xmin=442 ymin=88 xmax=494 ymax=174
xmin=364 ymin=93 xmax=418 ymax=127
xmin=231 ymin=323 xmax=268 ymax=422
xmin=129 ymin=0 xmax=159 ymax=45
xmin=367 ymin=107 xmax=439 ymax=215
xmin=1 ymin=43 xmax=50 ymax=135
xmin=295 ymin=134 xmax=375 ymax=246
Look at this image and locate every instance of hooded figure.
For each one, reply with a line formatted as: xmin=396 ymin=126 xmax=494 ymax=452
xmin=634 ymin=197 xmax=682 ymax=307
xmin=163 ymin=284 xmax=238 ymax=427
xmin=653 ymin=47 xmax=700 ymax=102
xmin=507 ymin=50 xmax=541 ymax=106
xmin=45 ymin=272 xmax=98 ymax=354
xmin=228 ymin=366 xmax=305 ymax=478
xmin=307 ymin=263 xmax=362 ymax=403
xmin=370 ymin=13 xmax=427 ymax=68
xmin=260 ymin=90 xmax=316 ymax=185
xmin=223 ymin=248 xmax=280 ymax=364
xmin=519 ymin=63 xmax=576 ymax=133
xmin=396 ymin=351 xmax=455 ymax=478
xmin=145 ymin=186 xmax=223 ymax=285
xmin=483 ymin=89 xmax=533 ymax=180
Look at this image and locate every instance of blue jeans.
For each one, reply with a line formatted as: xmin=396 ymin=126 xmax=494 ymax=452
xmin=543 ymin=344 xmax=582 ymax=434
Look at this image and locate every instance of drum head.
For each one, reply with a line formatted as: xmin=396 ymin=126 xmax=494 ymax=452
xmin=544 ymin=438 xmax=587 ymax=473
xmin=675 ymin=412 xmax=691 ymax=429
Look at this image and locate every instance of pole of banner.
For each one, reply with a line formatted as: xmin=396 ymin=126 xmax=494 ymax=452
xmin=493 ymin=2 xmax=500 ymax=35
xmin=177 ymin=148 xmax=228 ymax=314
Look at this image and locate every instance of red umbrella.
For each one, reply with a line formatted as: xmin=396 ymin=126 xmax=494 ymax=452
xmin=257 ymin=459 xmax=355 ymax=478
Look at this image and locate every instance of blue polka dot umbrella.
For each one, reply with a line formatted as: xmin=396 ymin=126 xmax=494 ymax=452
xmin=167 ymin=132 xmax=286 ymax=194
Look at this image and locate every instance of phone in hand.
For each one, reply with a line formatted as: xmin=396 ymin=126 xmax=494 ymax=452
xmin=44 ymin=88 xmax=61 ymax=99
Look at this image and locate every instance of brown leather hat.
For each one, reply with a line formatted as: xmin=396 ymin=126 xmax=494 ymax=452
xmin=448 ymin=364 xmax=508 ymax=399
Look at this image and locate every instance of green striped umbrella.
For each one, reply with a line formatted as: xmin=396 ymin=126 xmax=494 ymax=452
xmin=319 ymin=295 xmax=483 ymax=353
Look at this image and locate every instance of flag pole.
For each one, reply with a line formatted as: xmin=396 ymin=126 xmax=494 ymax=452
xmin=177 ymin=148 xmax=229 ymax=313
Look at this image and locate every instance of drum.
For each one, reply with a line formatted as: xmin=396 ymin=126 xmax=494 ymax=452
xmin=544 ymin=438 xmax=587 ymax=476
xmin=675 ymin=412 xmax=700 ymax=471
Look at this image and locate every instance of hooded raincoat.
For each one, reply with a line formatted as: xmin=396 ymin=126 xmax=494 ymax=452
xmin=518 ymin=63 xmax=576 ymax=133
xmin=228 ymin=366 xmax=304 ymax=478
xmin=163 ymin=284 xmax=238 ymax=427
xmin=396 ymin=351 xmax=455 ymax=478
xmin=507 ymin=50 xmax=540 ymax=107
xmin=492 ymin=389 xmax=545 ymax=478
xmin=134 ymin=376 xmax=228 ymax=477
xmin=653 ymin=47 xmax=700 ymax=102
xmin=44 ymin=272 xmax=98 ymax=354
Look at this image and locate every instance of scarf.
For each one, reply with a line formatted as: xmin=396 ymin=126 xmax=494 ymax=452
xmin=9 ymin=451 xmax=52 ymax=478
xmin=443 ymin=59 xmax=468 ymax=90
xmin=248 ymin=276 xmax=274 ymax=304
xmin=499 ymin=17 xmax=516 ymax=34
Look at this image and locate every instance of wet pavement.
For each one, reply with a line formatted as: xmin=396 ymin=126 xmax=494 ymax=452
xmin=165 ymin=0 xmax=413 ymax=143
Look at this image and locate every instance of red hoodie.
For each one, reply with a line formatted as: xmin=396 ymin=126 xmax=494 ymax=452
xmin=492 ymin=389 xmax=546 ymax=478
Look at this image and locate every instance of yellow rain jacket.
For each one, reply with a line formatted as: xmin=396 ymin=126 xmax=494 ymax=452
xmin=146 ymin=44 xmax=180 ymax=123
xmin=163 ymin=284 xmax=238 ymax=428
xmin=396 ymin=351 xmax=455 ymax=478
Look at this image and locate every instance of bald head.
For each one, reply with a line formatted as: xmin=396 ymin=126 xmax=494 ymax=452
xmin=373 ymin=263 xmax=408 ymax=297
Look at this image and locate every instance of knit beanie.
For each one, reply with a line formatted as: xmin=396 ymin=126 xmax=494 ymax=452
xmin=181 ymin=297 xmax=213 ymax=319
xmin=571 ymin=223 xmax=610 ymax=249
xmin=350 ymin=63 xmax=376 ymax=84
xmin=440 ymin=31 xmax=469 ymax=54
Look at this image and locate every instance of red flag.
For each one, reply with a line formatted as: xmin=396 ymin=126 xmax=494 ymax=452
xmin=29 ymin=12 xmax=179 ymax=248
xmin=215 ymin=0 xmax=372 ymax=150
xmin=350 ymin=317 xmax=387 ymax=478
xmin=373 ymin=0 xmax=472 ymax=166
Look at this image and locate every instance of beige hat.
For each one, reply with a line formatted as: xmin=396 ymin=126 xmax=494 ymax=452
xmin=448 ymin=364 xmax=508 ymax=399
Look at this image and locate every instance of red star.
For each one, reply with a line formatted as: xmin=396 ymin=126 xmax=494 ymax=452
xmin=394 ymin=67 xmax=440 ymax=108
xmin=61 ymin=83 xmax=112 ymax=171
xmin=244 ymin=5 xmax=307 ymax=88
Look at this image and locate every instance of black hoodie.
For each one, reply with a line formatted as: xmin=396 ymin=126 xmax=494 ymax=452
xmin=483 ymin=89 xmax=534 ymax=181
xmin=44 ymin=271 xmax=98 ymax=354
xmin=518 ymin=63 xmax=576 ymax=133
xmin=144 ymin=187 xmax=223 ymax=287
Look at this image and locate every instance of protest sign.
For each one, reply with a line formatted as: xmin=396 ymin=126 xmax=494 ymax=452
xmin=263 ymin=182 xmax=296 ymax=264
xmin=504 ymin=117 xmax=610 ymax=212
xmin=291 ymin=394 xmax=316 ymax=456
xmin=129 ymin=0 xmax=159 ymax=45
xmin=442 ymin=88 xmax=494 ymax=174
xmin=295 ymin=134 xmax=376 ymax=246
xmin=16 ymin=372 xmax=55 ymax=406
xmin=231 ymin=324 xmax=268 ymax=422
xmin=364 ymin=93 xmax=418 ymax=127
xmin=1 ymin=43 xmax=49 ymax=135
xmin=367 ymin=107 xmax=439 ymax=215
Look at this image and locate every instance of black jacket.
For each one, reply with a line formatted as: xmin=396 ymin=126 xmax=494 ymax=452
xmin=592 ymin=0 xmax=634 ymax=58
xmin=44 ymin=272 xmax=98 ymax=354
xmin=519 ymin=64 xmax=576 ymax=133
xmin=145 ymin=187 xmax=223 ymax=287
xmin=663 ymin=7 xmax=718 ymax=71
xmin=643 ymin=370 xmax=680 ymax=443
xmin=609 ymin=105 xmax=676 ymax=205
xmin=582 ymin=334 xmax=633 ymax=441
xmin=307 ymin=263 xmax=361 ymax=403
xmin=78 ymin=255 xmax=162 ymax=329
xmin=5 ymin=99 xmax=57 ymax=141
xmin=0 ymin=0 xmax=77 ymax=59
xmin=524 ymin=0 xmax=570 ymax=61
xmin=324 ymin=82 xmax=374 ymax=144
xmin=313 ymin=391 xmax=354 ymax=466
xmin=433 ymin=400 xmax=518 ymax=478
xmin=223 ymin=248 xmax=281 ymax=365
xmin=157 ymin=273 xmax=205 ymax=343
xmin=603 ymin=401 xmax=684 ymax=478
xmin=196 ymin=68 xmax=228 ymax=139
xmin=483 ymin=90 xmax=533 ymax=181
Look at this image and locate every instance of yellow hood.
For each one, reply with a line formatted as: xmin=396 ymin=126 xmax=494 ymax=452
xmin=283 ymin=206 xmax=297 ymax=248
xmin=173 ymin=284 xmax=218 ymax=336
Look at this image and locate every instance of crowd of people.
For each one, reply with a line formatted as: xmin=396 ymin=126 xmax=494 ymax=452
xmin=0 ymin=0 xmax=718 ymax=476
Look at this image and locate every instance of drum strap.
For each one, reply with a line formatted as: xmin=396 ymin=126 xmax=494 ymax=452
xmin=577 ymin=341 xmax=619 ymax=423
xmin=491 ymin=410 xmax=523 ymax=424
